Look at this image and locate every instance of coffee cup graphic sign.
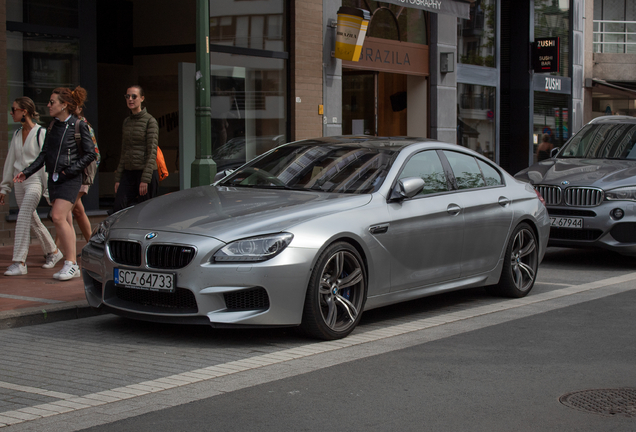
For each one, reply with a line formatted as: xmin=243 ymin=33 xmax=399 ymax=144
xmin=335 ymin=7 xmax=370 ymax=62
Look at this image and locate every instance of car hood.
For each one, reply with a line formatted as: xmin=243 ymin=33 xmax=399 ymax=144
xmin=109 ymin=185 xmax=372 ymax=242
xmin=515 ymin=158 xmax=636 ymax=189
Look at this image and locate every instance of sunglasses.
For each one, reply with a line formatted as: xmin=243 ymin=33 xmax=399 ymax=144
xmin=11 ymin=107 xmax=24 ymax=114
xmin=124 ymin=94 xmax=139 ymax=100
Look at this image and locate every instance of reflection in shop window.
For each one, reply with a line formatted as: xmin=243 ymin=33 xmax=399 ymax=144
xmin=343 ymin=0 xmax=427 ymax=44
xmin=210 ymin=1 xmax=285 ymax=52
xmin=457 ymin=84 xmax=496 ymax=161
xmin=210 ymin=53 xmax=286 ymax=172
xmin=6 ymin=31 xmax=80 ymax=139
xmin=457 ymin=0 xmax=496 ymax=67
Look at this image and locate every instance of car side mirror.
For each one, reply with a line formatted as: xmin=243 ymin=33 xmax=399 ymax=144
xmin=550 ymin=147 xmax=560 ymax=158
xmin=390 ymin=177 xmax=425 ymax=201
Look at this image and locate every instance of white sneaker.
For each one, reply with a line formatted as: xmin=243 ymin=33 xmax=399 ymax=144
xmin=4 ymin=262 xmax=27 ymax=276
xmin=56 ymin=260 xmax=80 ymax=281
xmin=42 ymin=250 xmax=64 ymax=269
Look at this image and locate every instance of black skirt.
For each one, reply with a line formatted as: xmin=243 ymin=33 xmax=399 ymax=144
xmin=47 ymin=171 xmax=82 ymax=204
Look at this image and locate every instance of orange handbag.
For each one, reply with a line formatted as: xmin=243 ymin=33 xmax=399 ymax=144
xmin=156 ymin=146 xmax=169 ymax=181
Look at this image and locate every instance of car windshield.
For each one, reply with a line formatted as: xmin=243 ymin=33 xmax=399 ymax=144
xmin=219 ymin=143 xmax=398 ymax=194
xmin=559 ymin=123 xmax=636 ymax=159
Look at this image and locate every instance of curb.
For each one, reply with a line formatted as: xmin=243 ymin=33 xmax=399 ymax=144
xmin=0 ymin=301 xmax=105 ymax=330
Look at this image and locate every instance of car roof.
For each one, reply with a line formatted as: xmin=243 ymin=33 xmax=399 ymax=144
xmin=287 ymin=135 xmax=438 ymax=150
xmin=588 ymin=115 xmax=636 ymax=125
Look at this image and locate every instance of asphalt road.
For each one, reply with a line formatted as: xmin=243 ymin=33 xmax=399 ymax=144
xmin=1 ymin=247 xmax=635 ymax=431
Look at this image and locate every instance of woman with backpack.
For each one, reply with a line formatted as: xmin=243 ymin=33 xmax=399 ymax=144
xmin=1 ymin=97 xmax=62 ymax=276
xmin=14 ymin=87 xmax=96 ymax=281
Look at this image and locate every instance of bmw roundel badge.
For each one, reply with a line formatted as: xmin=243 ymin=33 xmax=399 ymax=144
xmin=561 ymin=181 xmax=570 ymax=185
xmin=145 ymin=232 xmax=158 ymax=240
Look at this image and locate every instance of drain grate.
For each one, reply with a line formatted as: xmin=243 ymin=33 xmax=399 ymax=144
xmin=559 ymin=388 xmax=636 ymax=418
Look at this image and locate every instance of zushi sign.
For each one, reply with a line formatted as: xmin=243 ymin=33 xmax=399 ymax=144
xmin=532 ymin=37 xmax=560 ymax=73
xmin=335 ymin=7 xmax=371 ymax=62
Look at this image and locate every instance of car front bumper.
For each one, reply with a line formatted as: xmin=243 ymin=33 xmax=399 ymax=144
xmin=546 ymin=201 xmax=636 ymax=255
xmin=81 ymin=229 xmax=317 ymax=327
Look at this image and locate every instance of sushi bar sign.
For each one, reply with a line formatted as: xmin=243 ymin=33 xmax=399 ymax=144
xmin=532 ymin=37 xmax=560 ymax=73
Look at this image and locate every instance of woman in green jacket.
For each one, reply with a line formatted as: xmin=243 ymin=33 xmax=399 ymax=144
xmin=112 ymin=85 xmax=159 ymax=213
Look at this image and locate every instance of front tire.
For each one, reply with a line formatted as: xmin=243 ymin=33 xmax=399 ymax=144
xmin=487 ymin=222 xmax=539 ymax=298
xmin=300 ymin=242 xmax=367 ymax=340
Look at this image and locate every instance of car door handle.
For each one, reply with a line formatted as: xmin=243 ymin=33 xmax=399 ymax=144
xmin=498 ymin=196 xmax=511 ymax=207
xmin=369 ymin=223 xmax=389 ymax=234
xmin=447 ymin=204 xmax=462 ymax=215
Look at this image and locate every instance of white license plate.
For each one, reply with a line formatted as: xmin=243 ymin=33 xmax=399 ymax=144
xmin=114 ymin=269 xmax=175 ymax=292
xmin=550 ymin=217 xmax=583 ymax=229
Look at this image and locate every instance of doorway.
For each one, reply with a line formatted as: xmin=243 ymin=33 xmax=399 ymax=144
xmin=343 ymin=70 xmax=408 ymax=137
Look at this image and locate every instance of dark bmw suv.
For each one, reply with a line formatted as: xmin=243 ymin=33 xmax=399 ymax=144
xmin=515 ymin=115 xmax=636 ymax=256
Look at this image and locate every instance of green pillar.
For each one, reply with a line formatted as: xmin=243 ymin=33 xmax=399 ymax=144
xmin=191 ymin=0 xmax=216 ymax=187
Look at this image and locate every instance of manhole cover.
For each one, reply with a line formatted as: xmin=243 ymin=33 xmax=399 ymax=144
xmin=560 ymin=388 xmax=636 ymax=417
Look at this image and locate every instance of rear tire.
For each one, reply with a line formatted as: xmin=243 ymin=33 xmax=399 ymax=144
xmin=486 ymin=222 xmax=538 ymax=298
xmin=300 ymin=242 xmax=367 ymax=340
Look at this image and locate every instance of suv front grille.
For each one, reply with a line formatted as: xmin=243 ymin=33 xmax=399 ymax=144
xmin=109 ymin=241 xmax=141 ymax=266
xmin=147 ymin=245 xmax=196 ymax=269
xmin=535 ymin=185 xmax=562 ymax=205
xmin=564 ymin=187 xmax=604 ymax=207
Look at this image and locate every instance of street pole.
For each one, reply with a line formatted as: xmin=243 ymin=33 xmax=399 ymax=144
xmin=191 ymin=0 xmax=216 ymax=187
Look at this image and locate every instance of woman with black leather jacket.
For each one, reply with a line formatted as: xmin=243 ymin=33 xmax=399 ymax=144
xmin=14 ymin=86 xmax=95 ymax=281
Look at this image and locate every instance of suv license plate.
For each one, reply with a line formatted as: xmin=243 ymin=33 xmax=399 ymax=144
xmin=550 ymin=217 xmax=583 ymax=229
xmin=114 ymin=269 xmax=175 ymax=292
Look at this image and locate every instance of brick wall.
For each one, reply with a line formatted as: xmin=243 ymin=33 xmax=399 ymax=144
xmin=290 ymin=0 xmax=323 ymax=141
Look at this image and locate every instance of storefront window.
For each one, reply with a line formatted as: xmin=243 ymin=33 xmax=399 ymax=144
xmin=209 ymin=0 xmax=287 ymax=170
xmin=6 ymin=0 xmax=78 ymax=28
xmin=457 ymin=84 xmax=496 ymax=161
xmin=534 ymin=0 xmax=570 ymax=76
xmin=533 ymin=92 xmax=569 ymax=163
xmin=457 ymin=0 xmax=496 ymax=67
xmin=210 ymin=1 xmax=285 ymax=52
xmin=6 ymin=31 xmax=80 ymax=138
xmin=210 ymin=53 xmax=286 ymax=171
xmin=343 ymin=0 xmax=427 ymax=44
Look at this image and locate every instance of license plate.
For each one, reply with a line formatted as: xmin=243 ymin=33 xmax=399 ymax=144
xmin=550 ymin=217 xmax=583 ymax=229
xmin=114 ymin=269 xmax=175 ymax=292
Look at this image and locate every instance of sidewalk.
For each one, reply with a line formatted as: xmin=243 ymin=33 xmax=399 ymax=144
xmin=0 ymin=240 xmax=103 ymax=330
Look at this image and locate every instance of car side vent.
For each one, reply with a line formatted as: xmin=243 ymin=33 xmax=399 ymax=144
xmin=224 ymin=287 xmax=270 ymax=311
xmin=147 ymin=245 xmax=196 ymax=269
xmin=109 ymin=241 xmax=142 ymax=266
xmin=565 ymin=187 xmax=604 ymax=207
xmin=535 ymin=185 xmax=561 ymax=206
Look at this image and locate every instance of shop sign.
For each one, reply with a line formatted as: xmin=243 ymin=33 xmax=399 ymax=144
xmin=532 ymin=37 xmax=560 ymax=73
xmin=533 ymin=73 xmax=571 ymax=95
xmin=342 ymin=37 xmax=429 ymax=77
xmin=334 ymin=7 xmax=370 ymax=62
xmin=380 ymin=0 xmax=470 ymax=19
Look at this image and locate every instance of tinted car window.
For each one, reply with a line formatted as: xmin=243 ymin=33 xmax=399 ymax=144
xmin=477 ymin=159 xmax=503 ymax=186
xmin=221 ymin=144 xmax=397 ymax=194
xmin=399 ymin=150 xmax=449 ymax=195
xmin=560 ymin=123 xmax=636 ymax=159
xmin=443 ymin=151 xmax=486 ymax=189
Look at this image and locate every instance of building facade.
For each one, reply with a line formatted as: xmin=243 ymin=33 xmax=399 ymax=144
xmin=1 ymin=0 xmax=595 ymax=245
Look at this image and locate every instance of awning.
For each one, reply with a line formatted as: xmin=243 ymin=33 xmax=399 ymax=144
xmin=591 ymin=79 xmax=636 ymax=99
xmin=380 ymin=0 xmax=470 ymax=19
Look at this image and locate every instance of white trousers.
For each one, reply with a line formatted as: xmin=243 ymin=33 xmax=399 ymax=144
xmin=12 ymin=175 xmax=56 ymax=263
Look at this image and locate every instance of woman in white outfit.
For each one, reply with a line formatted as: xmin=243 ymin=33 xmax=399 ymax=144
xmin=0 ymin=97 xmax=63 ymax=276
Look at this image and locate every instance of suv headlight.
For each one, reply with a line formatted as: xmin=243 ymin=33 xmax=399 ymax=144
xmin=214 ymin=233 xmax=294 ymax=262
xmin=605 ymin=186 xmax=636 ymax=202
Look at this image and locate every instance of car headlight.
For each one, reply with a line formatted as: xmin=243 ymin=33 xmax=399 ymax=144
xmin=605 ymin=186 xmax=636 ymax=202
xmin=89 ymin=219 xmax=111 ymax=245
xmin=89 ymin=209 xmax=128 ymax=244
xmin=214 ymin=233 xmax=294 ymax=262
